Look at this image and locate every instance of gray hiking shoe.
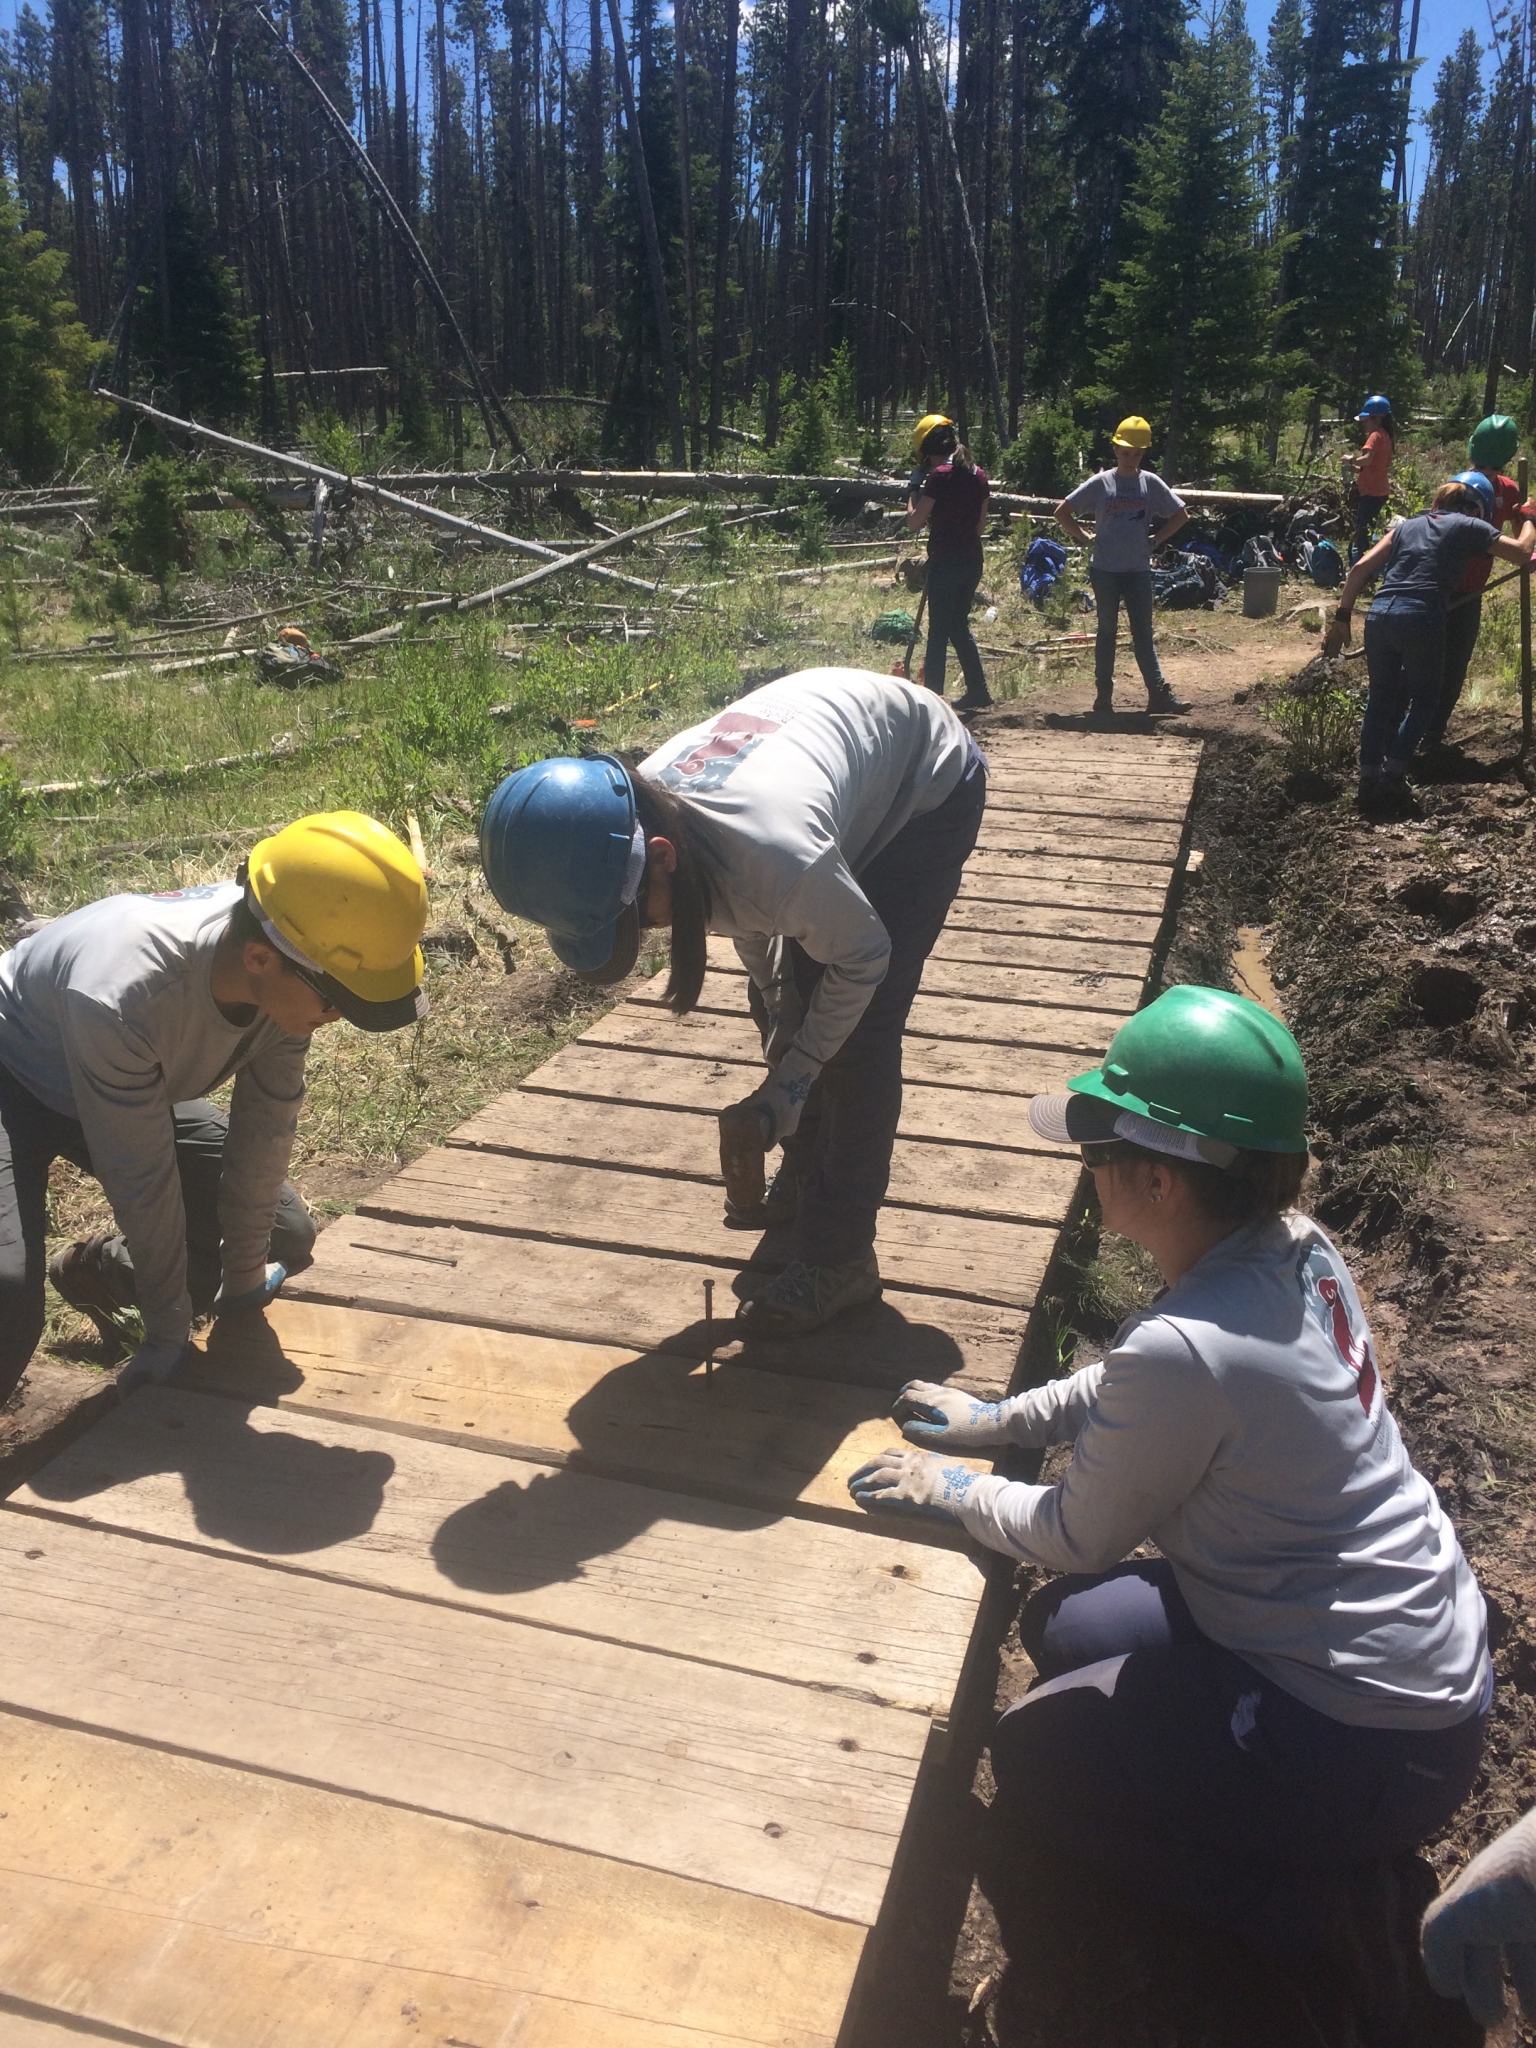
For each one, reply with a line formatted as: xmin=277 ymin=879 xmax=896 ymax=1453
xmin=735 ymin=1254 xmax=883 ymax=1336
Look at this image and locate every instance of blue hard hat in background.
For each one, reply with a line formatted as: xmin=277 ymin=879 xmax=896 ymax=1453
xmin=1357 ymin=394 xmax=1393 ymax=419
xmin=1452 ymin=469 xmax=1496 ymax=511
xmin=479 ymin=754 xmax=644 ymax=982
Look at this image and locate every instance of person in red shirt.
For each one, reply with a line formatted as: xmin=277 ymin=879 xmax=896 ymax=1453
xmin=1423 ymin=415 xmax=1532 ymax=753
xmin=906 ymin=414 xmax=993 ymax=710
xmin=1347 ymin=395 xmax=1396 ymax=560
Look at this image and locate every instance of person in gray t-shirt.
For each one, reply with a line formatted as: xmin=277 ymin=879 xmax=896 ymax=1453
xmin=1055 ymin=414 xmax=1190 ymax=719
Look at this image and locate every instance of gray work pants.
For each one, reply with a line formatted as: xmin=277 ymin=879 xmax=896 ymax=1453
xmin=0 ymin=1062 xmax=315 ymax=1400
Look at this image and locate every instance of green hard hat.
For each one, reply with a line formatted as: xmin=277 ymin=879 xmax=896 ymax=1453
xmin=1469 ymin=414 xmax=1519 ymax=472
xmin=1033 ymin=985 xmax=1309 ymax=1157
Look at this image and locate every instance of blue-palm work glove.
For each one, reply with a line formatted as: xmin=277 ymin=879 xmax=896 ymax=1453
xmin=213 ymin=1261 xmax=288 ymax=1315
xmin=847 ymin=1447 xmax=980 ymax=1524
xmin=893 ymin=1380 xmax=1012 ymax=1449
xmin=117 ymin=1338 xmax=190 ymax=1392
xmin=1421 ymin=1808 xmax=1536 ymax=2028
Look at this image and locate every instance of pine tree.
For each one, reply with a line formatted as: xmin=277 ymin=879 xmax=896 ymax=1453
xmin=0 ymin=172 xmax=100 ymax=480
xmin=1273 ymin=0 xmax=1414 ymax=414
xmin=1087 ymin=2 xmax=1278 ymax=478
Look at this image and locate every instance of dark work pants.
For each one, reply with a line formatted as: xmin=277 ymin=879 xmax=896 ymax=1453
xmin=778 ymin=749 xmax=986 ymax=1266
xmin=1426 ymin=593 xmax=1482 ymax=746
xmin=1088 ymin=569 xmax=1166 ymax=696
xmin=923 ymin=557 xmax=988 ymax=700
xmin=989 ymin=1559 xmax=1487 ymax=1957
xmin=0 ymin=1064 xmax=316 ymax=1400
xmin=1361 ymin=607 xmax=1446 ymax=773
xmin=1354 ymin=493 xmax=1389 ymax=560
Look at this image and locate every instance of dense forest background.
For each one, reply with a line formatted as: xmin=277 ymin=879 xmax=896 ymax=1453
xmin=0 ymin=0 xmax=1531 ymax=484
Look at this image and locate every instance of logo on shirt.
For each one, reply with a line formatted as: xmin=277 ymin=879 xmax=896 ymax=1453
xmin=656 ymin=710 xmax=782 ymax=793
xmin=146 ymin=884 xmax=229 ymax=903
xmin=1301 ymin=1244 xmax=1378 ymax=1415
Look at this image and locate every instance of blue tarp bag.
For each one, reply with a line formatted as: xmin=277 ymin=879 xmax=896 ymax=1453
xmin=1306 ymin=537 xmax=1344 ymax=588
xmin=1020 ymin=537 xmax=1067 ymax=607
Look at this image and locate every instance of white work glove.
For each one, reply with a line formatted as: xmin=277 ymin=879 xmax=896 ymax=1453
xmin=756 ymin=1045 xmax=821 ymax=1143
xmin=117 ymin=1338 xmax=190 ymax=1392
xmin=213 ymin=1261 xmax=288 ymax=1315
xmin=847 ymin=1446 xmax=980 ymax=1524
xmin=1421 ymin=1808 xmax=1536 ymax=2028
xmin=893 ymin=1380 xmax=1012 ymax=1449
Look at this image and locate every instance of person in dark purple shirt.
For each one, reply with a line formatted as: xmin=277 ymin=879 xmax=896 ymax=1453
xmin=906 ymin=416 xmax=993 ymax=710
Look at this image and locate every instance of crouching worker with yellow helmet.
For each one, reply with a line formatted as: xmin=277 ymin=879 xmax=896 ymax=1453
xmin=851 ymin=987 xmax=1489 ymax=2011
xmin=0 ymin=812 xmax=428 ymax=1394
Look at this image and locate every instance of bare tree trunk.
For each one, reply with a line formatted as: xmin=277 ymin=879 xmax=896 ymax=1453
xmin=673 ymin=0 xmax=703 ymax=461
xmin=707 ymin=0 xmax=740 ymax=455
xmin=765 ymin=0 xmax=807 ymax=444
xmin=605 ymin=0 xmax=688 ymax=464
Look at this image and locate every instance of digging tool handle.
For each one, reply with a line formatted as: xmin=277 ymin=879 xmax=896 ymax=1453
xmin=903 ymin=586 xmax=929 ymax=683
xmin=718 ymin=1101 xmax=772 ymax=1213
xmin=1522 ymin=459 xmax=1533 ymax=752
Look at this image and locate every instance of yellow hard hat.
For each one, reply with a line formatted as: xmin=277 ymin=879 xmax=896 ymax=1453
xmin=912 ymin=413 xmax=955 ymax=458
xmin=1111 ymin=415 xmax=1153 ymax=450
xmin=243 ymin=811 xmax=430 ymax=1032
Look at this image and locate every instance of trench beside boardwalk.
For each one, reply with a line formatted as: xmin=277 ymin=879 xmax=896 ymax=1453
xmin=0 ymin=727 xmax=1200 ymax=2046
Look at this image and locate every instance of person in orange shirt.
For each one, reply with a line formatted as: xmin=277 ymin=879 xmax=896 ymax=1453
xmin=1347 ymin=395 xmax=1396 ymax=560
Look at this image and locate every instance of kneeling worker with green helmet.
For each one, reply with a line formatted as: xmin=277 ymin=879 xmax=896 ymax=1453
xmin=0 ymin=812 xmax=429 ymax=1394
xmin=851 ymin=986 xmax=1489 ymax=2012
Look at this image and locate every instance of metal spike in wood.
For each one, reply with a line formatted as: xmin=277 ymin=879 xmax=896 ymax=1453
xmin=94 ymin=392 xmax=661 ymax=598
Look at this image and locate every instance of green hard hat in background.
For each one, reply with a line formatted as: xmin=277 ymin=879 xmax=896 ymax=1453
xmin=1468 ymin=414 xmax=1519 ymax=472
xmin=1065 ymin=985 xmax=1309 ymax=1154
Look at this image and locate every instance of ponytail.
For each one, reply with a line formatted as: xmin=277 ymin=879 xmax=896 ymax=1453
xmin=631 ymin=774 xmax=717 ymax=1014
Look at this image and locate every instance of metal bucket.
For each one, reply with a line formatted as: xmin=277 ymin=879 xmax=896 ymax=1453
xmin=1243 ymin=566 xmax=1284 ymax=618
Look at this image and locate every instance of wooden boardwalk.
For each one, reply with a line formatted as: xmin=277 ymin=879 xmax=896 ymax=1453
xmin=0 ymin=728 xmax=1200 ymax=2047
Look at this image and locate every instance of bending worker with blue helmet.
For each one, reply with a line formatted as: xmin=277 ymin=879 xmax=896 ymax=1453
xmin=478 ymin=668 xmax=985 ymax=1336
xmin=849 ymin=987 xmax=1490 ymax=2022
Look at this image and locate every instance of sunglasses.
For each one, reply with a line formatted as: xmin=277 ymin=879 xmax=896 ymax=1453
xmin=1080 ymin=1139 xmax=1134 ymax=1169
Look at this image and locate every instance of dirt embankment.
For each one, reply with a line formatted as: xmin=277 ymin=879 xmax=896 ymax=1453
xmin=941 ymin=640 xmax=1536 ymax=2048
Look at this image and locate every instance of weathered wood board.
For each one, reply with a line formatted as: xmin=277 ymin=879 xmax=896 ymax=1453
xmin=0 ymin=1712 xmax=867 ymax=2047
xmin=0 ymin=1510 xmax=923 ymax=1920
xmin=285 ymin=1214 xmax=1027 ymax=1392
xmin=580 ymin=1002 xmax=1098 ymax=1094
xmin=447 ymin=1090 xmax=1084 ymax=1217
xmin=13 ymin=1387 xmax=985 ymax=1713
xmin=358 ymin=1145 xmax=1060 ymax=1308
xmin=521 ymin=1039 xmax=1080 ymax=1142
xmin=182 ymin=1300 xmax=967 ymax=1530
xmin=679 ymin=951 xmax=1145 ymax=1017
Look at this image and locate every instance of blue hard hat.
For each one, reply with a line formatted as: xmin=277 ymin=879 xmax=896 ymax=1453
xmin=1452 ymin=469 xmax=1496 ymax=511
xmin=479 ymin=754 xmax=645 ymax=983
xmin=1357 ymin=394 xmax=1392 ymax=419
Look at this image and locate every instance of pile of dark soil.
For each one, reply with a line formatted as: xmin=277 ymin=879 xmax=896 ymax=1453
xmin=929 ymin=710 xmax=1536 ymax=2048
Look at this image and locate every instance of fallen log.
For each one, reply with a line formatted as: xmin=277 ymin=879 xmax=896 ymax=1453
xmin=429 ymin=467 xmax=1286 ymax=514
xmin=95 ymin=392 xmax=661 ymax=597
xmin=26 ymin=730 xmax=359 ymax=799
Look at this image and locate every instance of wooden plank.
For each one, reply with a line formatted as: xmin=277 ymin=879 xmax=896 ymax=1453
xmin=522 ymin=1039 xmax=1086 ymax=1135
xmin=284 ymin=1214 xmax=1025 ymax=1392
xmin=977 ymin=817 xmax=1183 ymax=859
xmin=359 ymin=1145 xmax=1059 ymax=1307
xmin=967 ymin=846 xmax=1179 ymax=889
xmin=939 ymin=898 xmax=1164 ymax=945
xmin=183 ymin=1301 xmax=966 ymax=1528
xmin=585 ymin=998 xmax=1114 ymax=1068
xmin=956 ymin=869 xmax=1169 ymax=913
xmin=0 ymin=1711 xmax=867 ymax=2046
xmin=14 ymin=1387 xmax=985 ymax=1715
xmin=0 ymin=1511 xmax=925 ymax=1921
xmin=447 ymin=1091 xmax=1083 ymax=1214
xmin=683 ymin=953 xmax=1143 ymax=1017
xmin=926 ymin=925 xmax=1154 ymax=970
xmin=984 ymin=785 xmax=1193 ymax=822
xmin=641 ymin=990 xmax=1123 ymax=1055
